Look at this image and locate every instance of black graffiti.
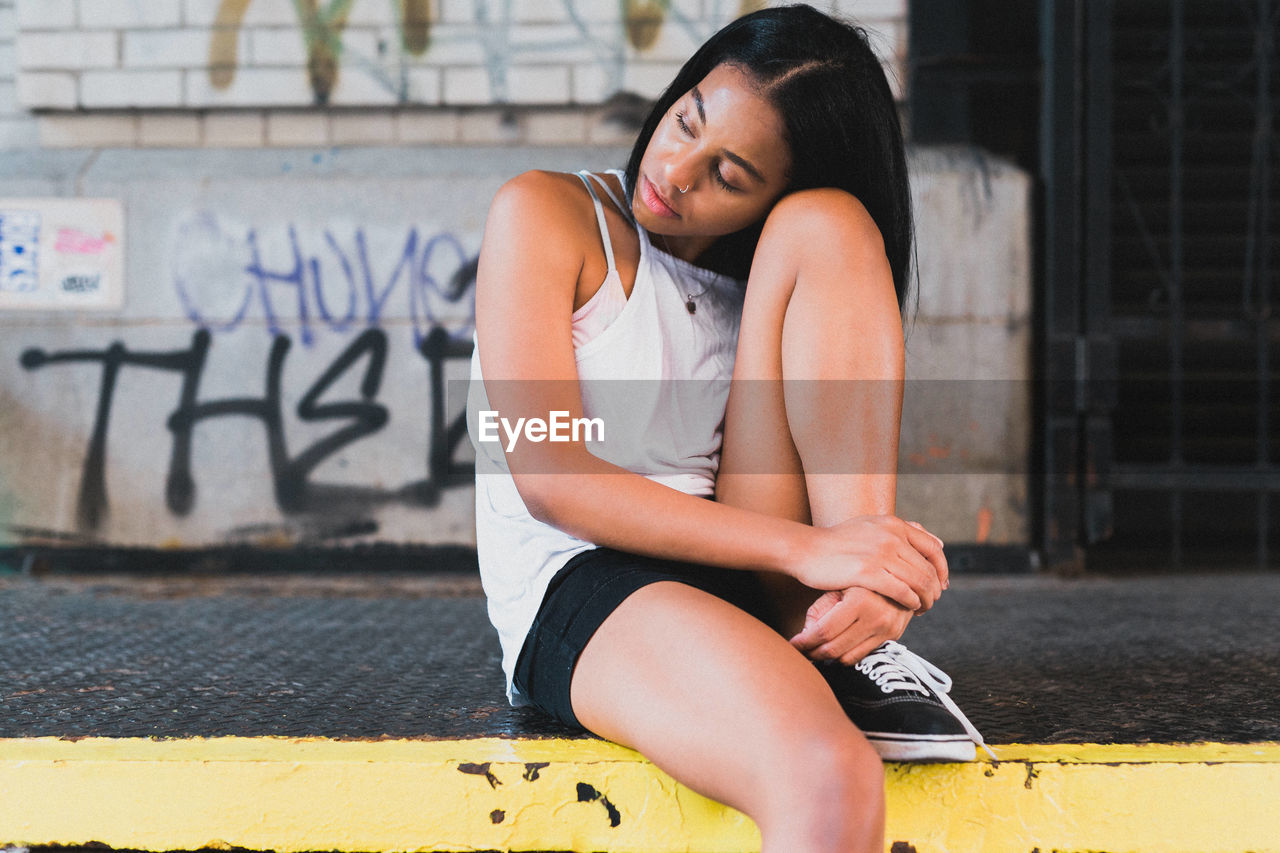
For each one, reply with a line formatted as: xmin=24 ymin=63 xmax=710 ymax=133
xmin=20 ymin=326 xmax=474 ymax=533
xmin=21 ymin=337 xmax=207 ymax=531
xmin=419 ymin=325 xmax=475 ymax=505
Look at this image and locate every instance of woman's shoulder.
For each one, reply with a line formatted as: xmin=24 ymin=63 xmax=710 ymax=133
xmin=497 ymin=168 xmax=584 ymax=198
xmin=486 ymin=169 xmax=606 ymax=250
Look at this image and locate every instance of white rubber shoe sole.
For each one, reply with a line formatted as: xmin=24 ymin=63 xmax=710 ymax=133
xmin=866 ymin=732 xmax=980 ymax=763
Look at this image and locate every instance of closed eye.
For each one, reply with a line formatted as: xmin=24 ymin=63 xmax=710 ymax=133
xmin=674 ymin=110 xmax=741 ymax=193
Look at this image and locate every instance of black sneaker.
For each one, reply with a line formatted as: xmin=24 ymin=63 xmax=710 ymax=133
xmin=818 ymin=641 xmax=996 ymax=763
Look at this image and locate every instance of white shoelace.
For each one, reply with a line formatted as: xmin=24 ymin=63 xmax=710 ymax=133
xmin=856 ymin=641 xmax=999 ymax=761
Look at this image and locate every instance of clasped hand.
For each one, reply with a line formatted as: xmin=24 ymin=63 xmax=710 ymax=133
xmin=787 ymin=515 xmax=948 ymax=665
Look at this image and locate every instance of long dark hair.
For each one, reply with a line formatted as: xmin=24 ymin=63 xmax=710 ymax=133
xmin=623 ymin=4 xmax=914 ymax=310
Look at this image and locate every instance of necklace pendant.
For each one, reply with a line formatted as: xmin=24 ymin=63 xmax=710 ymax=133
xmin=686 ymin=299 xmax=696 ymax=314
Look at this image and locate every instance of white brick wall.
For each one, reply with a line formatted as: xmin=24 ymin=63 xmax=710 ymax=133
xmin=80 ymin=1 xmax=182 ymax=30
xmin=459 ymin=108 xmax=520 ymax=143
xmin=330 ymin=111 xmax=395 ymax=144
xmin=125 ymin=28 xmax=221 ymax=68
xmin=202 ymin=110 xmax=264 ymax=146
xmin=247 ymin=27 xmax=308 ymax=67
xmin=498 ymin=24 xmax=598 ymax=63
xmin=507 ymin=0 xmax=572 ymax=25
xmin=0 ymin=0 xmax=37 ymax=147
xmin=18 ymin=31 xmax=117 ymax=70
xmin=327 ymin=68 xmax=401 ymax=107
xmin=12 ymin=0 xmax=907 ymax=110
xmin=523 ymin=107 xmax=588 ymax=144
xmin=670 ymin=0 xmax=705 ymax=18
xmin=183 ymin=0 xmax=297 ymax=27
xmin=506 ymin=64 xmax=571 ymax=105
xmin=395 ymin=108 xmax=459 ymax=143
xmin=622 ymin=62 xmax=681 ymax=101
xmin=2 ymin=0 xmax=909 ymax=148
xmin=438 ymin=0 xmax=475 ymax=25
xmin=405 ymin=67 xmax=441 ymax=103
xmin=265 ymin=110 xmax=328 ymax=145
xmin=571 ymin=64 xmax=613 ymax=104
xmin=16 ymin=0 xmax=74 ymax=30
xmin=837 ymin=0 xmax=909 ymax=19
xmin=17 ymin=70 xmax=75 ymax=108
xmin=186 ymin=66 xmax=313 ymax=107
xmin=82 ymin=69 xmax=182 ymax=107
xmin=138 ymin=111 xmax=201 ymax=145
xmin=404 ymin=27 xmax=486 ymax=66
xmin=442 ymin=65 xmax=491 ymax=105
xmin=39 ymin=111 xmax=137 ymax=146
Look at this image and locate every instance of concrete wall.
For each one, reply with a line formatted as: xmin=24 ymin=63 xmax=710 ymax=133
xmin=0 ymin=0 xmax=1031 ymax=551
xmin=0 ymin=145 xmax=1030 ymax=549
xmin=904 ymin=148 xmax=1032 ymax=546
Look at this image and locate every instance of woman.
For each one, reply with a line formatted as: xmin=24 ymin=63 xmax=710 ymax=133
xmin=468 ymin=5 xmax=990 ymax=850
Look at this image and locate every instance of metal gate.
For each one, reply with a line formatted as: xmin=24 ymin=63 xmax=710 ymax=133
xmin=1041 ymin=0 xmax=1279 ymax=571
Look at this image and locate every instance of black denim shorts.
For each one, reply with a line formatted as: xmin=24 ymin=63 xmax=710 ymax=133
xmin=512 ymin=546 xmax=772 ymax=730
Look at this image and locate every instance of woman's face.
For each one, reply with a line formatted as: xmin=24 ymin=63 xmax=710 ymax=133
xmin=633 ymin=63 xmax=792 ymax=261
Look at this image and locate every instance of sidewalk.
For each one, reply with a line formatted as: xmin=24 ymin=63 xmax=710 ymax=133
xmin=2 ymin=567 xmax=1278 ymax=852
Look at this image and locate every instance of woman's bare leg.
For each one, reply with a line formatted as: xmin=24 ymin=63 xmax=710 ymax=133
xmin=568 ymin=189 xmax=908 ymax=852
xmin=717 ymin=188 xmax=907 ymax=637
xmin=570 ymin=581 xmax=884 ymax=853
xmin=705 ymin=188 xmax=982 ymax=764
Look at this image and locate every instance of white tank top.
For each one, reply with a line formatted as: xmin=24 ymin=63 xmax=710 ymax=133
xmin=467 ymin=169 xmax=746 ymax=704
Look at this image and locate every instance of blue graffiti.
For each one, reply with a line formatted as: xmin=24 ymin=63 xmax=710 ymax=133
xmin=174 ymin=214 xmax=477 ymax=348
xmin=0 ymin=209 xmax=41 ymax=293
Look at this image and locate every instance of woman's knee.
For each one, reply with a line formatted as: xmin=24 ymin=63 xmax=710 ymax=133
xmin=737 ymin=186 xmax=888 ymax=328
xmin=790 ymin=721 xmax=883 ymax=791
xmin=755 ymin=718 xmax=884 ymax=830
xmin=756 ymin=188 xmax=884 ymax=269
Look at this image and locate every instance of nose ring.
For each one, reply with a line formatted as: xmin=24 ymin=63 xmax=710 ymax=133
xmin=678 ymin=183 xmax=690 ymax=194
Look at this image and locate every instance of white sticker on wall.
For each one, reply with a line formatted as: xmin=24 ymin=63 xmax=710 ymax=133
xmin=0 ymin=198 xmax=124 ymax=310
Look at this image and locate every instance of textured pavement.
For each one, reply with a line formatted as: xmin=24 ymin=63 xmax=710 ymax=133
xmin=2 ymin=570 xmax=1278 ymax=743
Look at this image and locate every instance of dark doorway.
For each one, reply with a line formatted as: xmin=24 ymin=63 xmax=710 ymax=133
xmin=1038 ymin=0 xmax=1279 ymax=572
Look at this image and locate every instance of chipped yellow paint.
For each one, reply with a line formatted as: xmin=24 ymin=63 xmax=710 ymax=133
xmin=978 ymin=740 xmax=1280 ymax=763
xmin=0 ymin=736 xmax=758 ymax=853
xmin=1 ymin=738 xmax=1277 ymax=853
xmin=885 ymin=743 xmax=1280 ymax=852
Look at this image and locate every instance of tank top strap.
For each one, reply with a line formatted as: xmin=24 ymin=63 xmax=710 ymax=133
xmin=584 ymin=170 xmax=633 ymax=222
xmin=574 ymin=170 xmax=616 ymax=273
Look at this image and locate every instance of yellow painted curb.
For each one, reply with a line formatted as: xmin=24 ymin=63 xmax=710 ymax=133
xmin=885 ymin=743 xmax=1280 ymax=852
xmin=0 ymin=737 xmax=1277 ymax=852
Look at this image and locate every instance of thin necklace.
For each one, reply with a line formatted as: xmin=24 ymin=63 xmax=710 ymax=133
xmin=657 ymin=232 xmax=708 ymax=314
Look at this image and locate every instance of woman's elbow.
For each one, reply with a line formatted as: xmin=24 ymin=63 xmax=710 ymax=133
xmin=509 ymin=445 xmax=602 ymax=527
xmin=510 ymin=472 xmax=564 ymax=526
